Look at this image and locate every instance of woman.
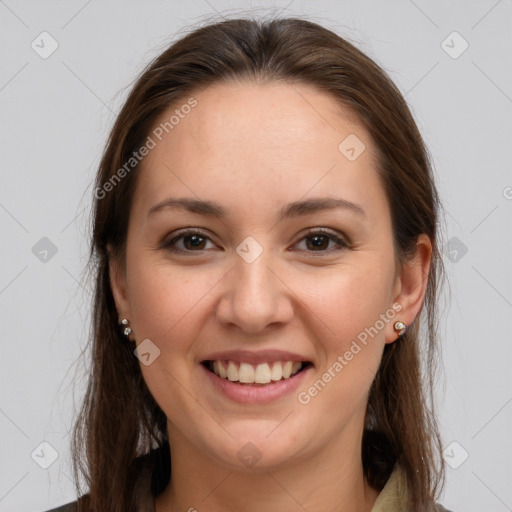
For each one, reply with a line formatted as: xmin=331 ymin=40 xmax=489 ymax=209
xmin=46 ymin=16 xmax=452 ymax=512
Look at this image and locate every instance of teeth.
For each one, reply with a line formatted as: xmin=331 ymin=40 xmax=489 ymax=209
xmin=254 ymin=363 xmax=271 ymax=384
xmin=239 ymin=363 xmax=255 ymax=383
xmin=271 ymin=362 xmax=283 ymax=381
xmin=210 ymin=360 xmax=304 ymax=384
xmin=227 ymin=361 xmax=238 ymax=381
xmin=218 ymin=360 xmax=227 ymax=379
xmin=282 ymin=361 xmax=293 ymax=379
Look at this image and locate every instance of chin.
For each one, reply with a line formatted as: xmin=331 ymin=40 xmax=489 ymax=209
xmin=203 ymin=425 xmax=307 ymax=472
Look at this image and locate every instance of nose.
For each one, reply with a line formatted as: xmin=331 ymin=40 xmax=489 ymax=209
xmin=215 ymin=250 xmax=294 ymax=334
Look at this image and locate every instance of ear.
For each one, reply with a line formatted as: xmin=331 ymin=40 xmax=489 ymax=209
xmin=107 ymin=243 xmax=131 ymax=320
xmin=385 ymin=234 xmax=432 ymax=344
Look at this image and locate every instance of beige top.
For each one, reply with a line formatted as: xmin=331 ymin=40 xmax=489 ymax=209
xmin=370 ymin=464 xmax=450 ymax=512
xmin=371 ymin=463 xmax=409 ymax=511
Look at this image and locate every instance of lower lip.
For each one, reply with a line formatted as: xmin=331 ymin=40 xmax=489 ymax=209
xmin=200 ymin=363 xmax=313 ymax=403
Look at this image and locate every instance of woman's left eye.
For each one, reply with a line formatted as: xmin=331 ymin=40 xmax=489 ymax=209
xmin=162 ymin=229 xmax=349 ymax=255
xmin=294 ymin=230 xmax=349 ymax=253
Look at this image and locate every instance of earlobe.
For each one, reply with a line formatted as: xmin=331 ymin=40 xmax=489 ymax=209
xmin=386 ymin=234 xmax=432 ymax=344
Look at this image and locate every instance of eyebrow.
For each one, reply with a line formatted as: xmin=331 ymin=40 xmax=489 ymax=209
xmin=147 ymin=196 xmax=366 ymax=221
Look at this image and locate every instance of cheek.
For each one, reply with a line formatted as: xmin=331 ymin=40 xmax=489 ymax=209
xmin=125 ymin=256 xmax=219 ymax=412
xmin=125 ymin=254 xmax=216 ymax=349
xmin=300 ymin=259 xmax=394 ymax=344
xmin=126 ymin=248 xmax=394 ymax=353
xmin=295 ymin=259 xmax=394 ymax=402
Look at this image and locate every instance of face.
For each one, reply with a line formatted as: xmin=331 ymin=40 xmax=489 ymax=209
xmin=110 ymin=81 xmax=427 ymax=472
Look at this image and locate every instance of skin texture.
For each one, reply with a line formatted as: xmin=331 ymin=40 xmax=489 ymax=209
xmin=109 ymin=81 xmax=431 ymax=512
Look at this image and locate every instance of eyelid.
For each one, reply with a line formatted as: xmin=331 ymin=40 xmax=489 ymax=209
xmin=293 ymin=227 xmax=350 ymax=253
xmin=162 ymin=228 xmax=216 ymax=254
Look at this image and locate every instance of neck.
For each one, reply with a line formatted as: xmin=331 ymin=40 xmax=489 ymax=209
xmin=155 ymin=420 xmax=380 ymax=512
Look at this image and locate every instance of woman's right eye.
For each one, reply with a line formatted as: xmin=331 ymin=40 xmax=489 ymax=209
xmin=163 ymin=230 xmax=216 ymax=254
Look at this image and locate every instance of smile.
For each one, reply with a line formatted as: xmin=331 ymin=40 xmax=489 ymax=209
xmin=200 ymin=358 xmax=313 ymax=403
xmin=203 ymin=359 xmax=312 ymax=385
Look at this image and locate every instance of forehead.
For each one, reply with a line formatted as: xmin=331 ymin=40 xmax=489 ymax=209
xmin=133 ymin=81 xmax=386 ymax=224
xmin=150 ymin=80 xmax=366 ymax=164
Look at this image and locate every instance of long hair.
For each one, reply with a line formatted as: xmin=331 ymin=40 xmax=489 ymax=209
xmin=71 ymin=16 xmax=446 ymax=511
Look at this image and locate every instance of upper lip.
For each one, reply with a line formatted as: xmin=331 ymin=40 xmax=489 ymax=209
xmin=200 ymin=349 xmax=312 ymax=365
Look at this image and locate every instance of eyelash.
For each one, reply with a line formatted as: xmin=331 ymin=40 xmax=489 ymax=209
xmin=162 ymin=228 xmax=350 ymax=256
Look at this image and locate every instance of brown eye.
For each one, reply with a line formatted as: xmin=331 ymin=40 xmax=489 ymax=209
xmin=295 ymin=229 xmax=349 ymax=254
xmin=305 ymin=234 xmax=330 ymax=251
xmin=163 ymin=230 xmax=215 ymax=254
xmin=182 ymin=234 xmax=207 ymax=250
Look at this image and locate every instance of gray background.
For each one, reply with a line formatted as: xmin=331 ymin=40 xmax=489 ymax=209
xmin=1 ymin=1 xmax=511 ymax=511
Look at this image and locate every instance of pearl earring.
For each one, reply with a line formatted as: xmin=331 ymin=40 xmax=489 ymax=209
xmin=120 ymin=318 xmax=132 ymax=337
xmin=393 ymin=321 xmax=406 ymax=336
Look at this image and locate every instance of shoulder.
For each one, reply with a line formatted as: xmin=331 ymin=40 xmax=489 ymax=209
xmin=371 ymin=463 xmax=454 ymax=512
xmin=42 ymin=500 xmax=79 ymax=512
xmin=435 ymin=505 xmax=454 ymax=512
xmin=41 ymin=493 xmax=89 ymax=512
xmin=40 ymin=441 xmax=169 ymax=512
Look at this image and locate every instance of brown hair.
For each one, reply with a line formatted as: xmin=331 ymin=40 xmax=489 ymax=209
xmin=72 ymin=16 xmax=446 ymax=511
